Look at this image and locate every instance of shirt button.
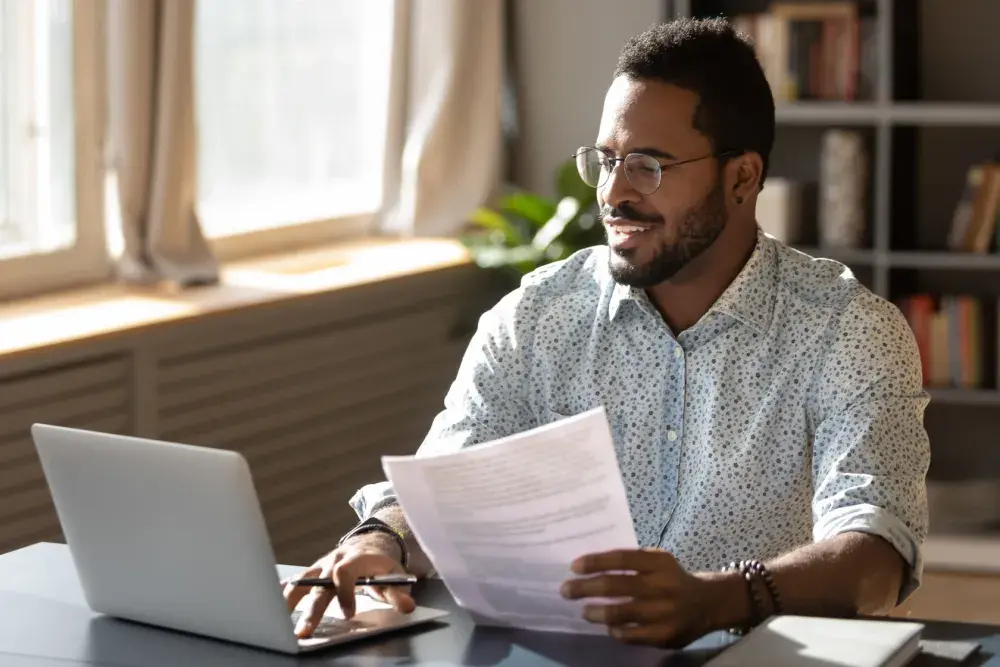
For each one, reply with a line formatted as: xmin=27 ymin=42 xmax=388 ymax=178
xmin=668 ymin=429 xmax=678 ymax=441
xmin=673 ymin=347 xmax=682 ymax=359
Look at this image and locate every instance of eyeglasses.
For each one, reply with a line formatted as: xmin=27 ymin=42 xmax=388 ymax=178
xmin=574 ymin=147 xmax=741 ymax=195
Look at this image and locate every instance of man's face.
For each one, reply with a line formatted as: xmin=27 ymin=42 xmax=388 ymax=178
xmin=596 ymin=76 xmax=729 ymax=287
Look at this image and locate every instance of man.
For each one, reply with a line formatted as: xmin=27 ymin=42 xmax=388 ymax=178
xmin=284 ymin=18 xmax=929 ymax=647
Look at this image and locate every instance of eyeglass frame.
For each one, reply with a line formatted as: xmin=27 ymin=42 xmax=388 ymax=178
xmin=573 ymin=147 xmax=744 ymax=195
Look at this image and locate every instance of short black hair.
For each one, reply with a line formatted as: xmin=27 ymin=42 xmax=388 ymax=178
xmin=614 ymin=17 xmax=775 ymax=187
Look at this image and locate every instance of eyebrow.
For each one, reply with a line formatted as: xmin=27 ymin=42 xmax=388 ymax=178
xmin=594 ymin=143 xmax=677 ymax=161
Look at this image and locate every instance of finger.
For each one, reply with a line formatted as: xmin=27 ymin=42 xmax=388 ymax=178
xmin=560 ymin=574 xmax=646 ymax=600
xmin=377 ymin=586 xmax=416 ymax=614
xmin=363 ymin=583 xmax=404 ymax=603
xmin=571 ymin=549 xmax=672 ymax=575
xmin=610 ymin=622 xmax=674 ymax=646
xmin=581 ymin=599 xmax=675 ymax=626
xmin=282 ymin=566 xmax=321 ymax=612
xmin=331 ymin=561 xmax=360 ymax=620
xmin=296 ymin=568 xmax=336 ymax=638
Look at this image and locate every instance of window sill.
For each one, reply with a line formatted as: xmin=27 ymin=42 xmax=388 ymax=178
xmin=0 ymin=236 xmax=471 ymax=361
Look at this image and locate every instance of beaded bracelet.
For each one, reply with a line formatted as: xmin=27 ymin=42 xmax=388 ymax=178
xmin=752 ymin=559 xmax=783 ymax=615
xmin=722 ymin=559 xmax=783 ymax=635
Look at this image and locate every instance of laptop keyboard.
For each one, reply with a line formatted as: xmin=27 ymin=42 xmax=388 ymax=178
xmin=290 ymin=610 xmax=366 ymax=638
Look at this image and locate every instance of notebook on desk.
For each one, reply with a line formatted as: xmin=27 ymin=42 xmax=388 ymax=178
xmin=706 ymin=615 xmax=924 ymax=667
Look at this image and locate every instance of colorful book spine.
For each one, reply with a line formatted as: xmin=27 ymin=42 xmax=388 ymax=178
xmin=731 ymin=2 xmax=869 ymax=103
xmin=897 ymin=294 xmax=985 ymax=389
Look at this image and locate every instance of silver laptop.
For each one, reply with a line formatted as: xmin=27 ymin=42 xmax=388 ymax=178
xmin=30 ymin=424 xmax=448 ymax=654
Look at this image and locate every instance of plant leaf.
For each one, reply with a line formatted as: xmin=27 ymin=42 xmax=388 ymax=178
xmin=468 ymin=207 xmax=526 ymax=247
xmin=531 ymin=197 xmax=581 ymax=252
xmin=557 ymin=207 xmax=604 ymax=247
xmin=555 ymin=158 xmax=597 ymax=205
xmin=499 ymin=192 xmax=557 ymax=228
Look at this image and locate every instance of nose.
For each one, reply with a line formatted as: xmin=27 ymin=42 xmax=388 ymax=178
xmin=600 ymin=159 xmax=641 ymax=211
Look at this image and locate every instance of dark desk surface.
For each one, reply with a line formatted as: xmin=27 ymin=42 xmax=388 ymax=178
xmin=0 ymin=543 xmax=997 ymax=667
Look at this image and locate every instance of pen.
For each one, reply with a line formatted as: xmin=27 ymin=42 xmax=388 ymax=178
xmin=288 ymin=574 xmax=418 ymax=588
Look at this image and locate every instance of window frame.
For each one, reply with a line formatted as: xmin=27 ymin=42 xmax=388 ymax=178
xmin=209 ymin=211 xmax=374 ymax=261
xmin=0 ymin=0 xmax=109 ymax=302
xmin=199 ymin=0 xmax=403 ymax=263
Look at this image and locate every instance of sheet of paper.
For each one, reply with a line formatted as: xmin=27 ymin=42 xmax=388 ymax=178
xmin=381 ymin=406 xmax=638 ymax=634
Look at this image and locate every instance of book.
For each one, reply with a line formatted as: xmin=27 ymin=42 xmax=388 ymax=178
xmin=948 ymin=165 xmax=986 ymax=251
xmin=735 ymin=2 xmax=868 ymax=102
xmin=896 ymin=294 xmax=985 ymax=389
xmin=968 ymin=165 xmax=1000 ymax=253
xmin=947 ymin=162 xmax=1000 ymax=253
xmin=706 ymin=615 xmax=923 ymax=667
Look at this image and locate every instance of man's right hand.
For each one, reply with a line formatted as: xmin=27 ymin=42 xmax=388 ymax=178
xmin=282 ymin=534 xmax=416 ymax=638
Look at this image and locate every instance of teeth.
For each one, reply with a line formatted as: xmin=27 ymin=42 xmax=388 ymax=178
xmin=615 ymin=225 xmax=647 ymax=233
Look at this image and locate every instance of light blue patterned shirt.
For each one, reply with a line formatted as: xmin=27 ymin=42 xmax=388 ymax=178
xmin=352 ymin=229 xmax=930 ymax=599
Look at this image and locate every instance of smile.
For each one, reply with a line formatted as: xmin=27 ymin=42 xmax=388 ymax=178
xmin=605 ymin=221 xmax=656 ymax=250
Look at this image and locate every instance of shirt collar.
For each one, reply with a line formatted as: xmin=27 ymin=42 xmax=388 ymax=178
xmin=607 ymin=228 xmax=778 ymax=335
xmin=703 ymin=228 xmax=778 ymax=335
xmin=608 ymin=281 xmax=636 ymax=321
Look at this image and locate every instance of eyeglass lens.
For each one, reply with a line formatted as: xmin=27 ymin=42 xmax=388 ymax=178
xmin=575 ymin=148 xmax=662 ymax=195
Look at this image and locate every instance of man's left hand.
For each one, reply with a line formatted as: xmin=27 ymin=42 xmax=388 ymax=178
xmin=560 ymin=548 xmax=715 ymax=648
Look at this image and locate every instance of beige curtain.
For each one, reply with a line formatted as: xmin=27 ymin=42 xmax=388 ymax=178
xmin=106 ymin=0 xmax=218 ymax=285
xmin=381 ymin=0 xmax=505 ymax=237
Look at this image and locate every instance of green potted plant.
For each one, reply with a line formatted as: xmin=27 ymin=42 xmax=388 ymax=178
xmin=460 ymin=159 xmax=605 ymax=291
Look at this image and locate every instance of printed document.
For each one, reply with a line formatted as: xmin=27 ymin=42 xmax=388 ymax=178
xmin=381 ymin=407 xmax=638 ymax=634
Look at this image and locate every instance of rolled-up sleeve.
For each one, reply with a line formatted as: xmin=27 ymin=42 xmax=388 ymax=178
xmin=350 ymin=290 xmax=537 ymax=519
xmin=810 ymin=291 xmax=931 ymax=603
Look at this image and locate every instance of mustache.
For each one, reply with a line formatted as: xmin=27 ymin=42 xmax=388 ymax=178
xmin=599 ymin=204 xmax=663 ymax=224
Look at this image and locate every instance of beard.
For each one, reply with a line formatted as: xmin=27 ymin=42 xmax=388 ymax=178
xmin=606 ymin=180 xmax=728 ymax=287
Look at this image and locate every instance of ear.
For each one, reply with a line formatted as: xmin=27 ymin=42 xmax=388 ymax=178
xmin=729 ymin=151 xmax=763 ymax=205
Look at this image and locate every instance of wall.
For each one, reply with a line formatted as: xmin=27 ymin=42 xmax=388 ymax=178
xmin=511 ymin=0 xmax=665 ymax=197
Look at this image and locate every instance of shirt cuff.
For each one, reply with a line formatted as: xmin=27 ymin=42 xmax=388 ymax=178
xmin=813 ymin=503 xmax=924 ymax=604
xmin=349 ymin=481 xmax=398 ymax=520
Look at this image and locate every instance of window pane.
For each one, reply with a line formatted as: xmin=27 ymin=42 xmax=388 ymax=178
xmin=0 ymin=0 xmax=75 ymax=260
xmin=195 ymin=0 xmax=393 ymax=238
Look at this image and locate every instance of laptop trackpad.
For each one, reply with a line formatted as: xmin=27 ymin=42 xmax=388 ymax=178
xmin=292 ymin=593 xmax=448 ymax=649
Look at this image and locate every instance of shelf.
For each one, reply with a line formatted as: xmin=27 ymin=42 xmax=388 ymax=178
xmin=774 ymin=102 xmax=1000 ymax=126
xmin=928 ymin=388 xmax=1000 ymax=407
xmin=924 ymin=533 xmax=1000 ymax=574
xmin=775 ymin=103 xmax=882 ymax=125
xmin=789 ymin=248 xmax=1000 ymax=271
xmin=792 ymin=246 xmax=877 ymax=266
xmin=891 ymin=102 xmax=1000 ymax=126
xmin=888 ymin=251 xmax=1000 ymax=271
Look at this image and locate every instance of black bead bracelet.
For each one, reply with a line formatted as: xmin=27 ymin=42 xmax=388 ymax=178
xmin=722 ymin=559 xmax=783 ymax=636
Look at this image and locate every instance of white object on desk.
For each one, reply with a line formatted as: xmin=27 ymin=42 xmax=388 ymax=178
xmin=30 ymin=424 xmax=448 ymax=655
xmin=706 ymin=615 xmax=923 ymax=667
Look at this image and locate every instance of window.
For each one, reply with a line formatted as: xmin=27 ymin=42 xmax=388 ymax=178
xmin=0 ymin=0 xmax=106 ymax=300
xmin=0 ymin=0 xmax=75 ymax=259
xmin=194 ymin=0 xmax=396 ymax=251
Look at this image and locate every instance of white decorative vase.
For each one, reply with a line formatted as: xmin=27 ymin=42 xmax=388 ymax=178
xmin=818 ymin=129 xmax=868 ymax=249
